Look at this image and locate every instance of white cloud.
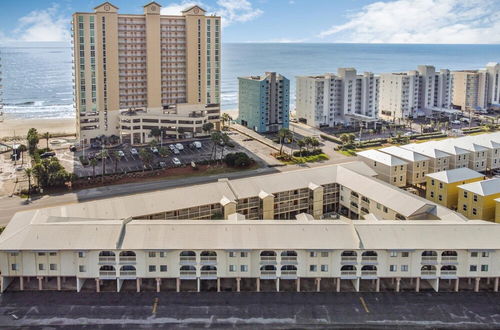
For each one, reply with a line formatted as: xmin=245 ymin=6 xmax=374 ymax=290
xmin=13 ymin=4 xmax=70 ymax=42
xmin=319 ymin=0 xmax=500 ymax=44
xmin=160 ymin=0 xmax=263 ymax=27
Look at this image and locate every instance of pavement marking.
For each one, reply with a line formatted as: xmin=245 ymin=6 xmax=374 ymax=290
xmin=359 ymin=297 xmax=370 ymax=313
xmin=152 ymin=297 xmax=159 ymax=314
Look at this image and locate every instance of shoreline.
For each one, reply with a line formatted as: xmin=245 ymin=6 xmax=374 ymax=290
xmin=0 ymin=118 xmax=76 ymax=139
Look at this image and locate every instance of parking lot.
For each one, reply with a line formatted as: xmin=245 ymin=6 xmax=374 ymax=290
xmin=73 ymin=137 xmax=252 ymax=178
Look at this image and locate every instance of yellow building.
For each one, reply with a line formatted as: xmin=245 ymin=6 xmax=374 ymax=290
xmin=496 ymin=198 xmax=500 ymax=223
xmin=425 ymin=168 xmax=485 ymax=209
xmin=72 ymin=2 xmax=221 ymax=144
xmin=457 ymin=178 xmax=500 ymax=221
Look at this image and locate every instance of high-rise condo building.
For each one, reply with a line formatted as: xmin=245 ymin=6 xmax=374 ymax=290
xmin=237 ymin=72 xmax=290 ymax=133
xmin=378 ymin=66 xmax=454 ymax=122
xmin=295 ymin=68 xmax=379 ymax=127
xmin=72 ymin=2 xmax=221 ymax=144
xmin=452 ymin=63 xmax=500 ymax=112
xmin=0 ymin=50 xmax=3 ymax=122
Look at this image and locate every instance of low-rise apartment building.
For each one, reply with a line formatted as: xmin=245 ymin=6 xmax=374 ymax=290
xmin=496 ymin=198 xmax=500 ymax=223
xmin=237 ymin=72 xmax=290 ymax=133
xmin=427 ymin=141 xmax=470 ymax=169
xmin=425 ymin=168 xmax=485 ymax=209
xmin=451 ymin=140 xmax=489 ymax=172
xmin=378 ymin=146 xmax=429 ymax=185
xmin=402 ymin=144 xmax=451 ymax=173
xmin=357 ymin=150 xmax=408 ymax=187
xmin=295 ymin=68 xmax=379 ymax=127
xmin=464 ymin=135 xmax=500 ymax=171
xmin=1 ymin=216 xmax=499 ymax=293
xmin=458 ymin=178 xmax=500 ymax=221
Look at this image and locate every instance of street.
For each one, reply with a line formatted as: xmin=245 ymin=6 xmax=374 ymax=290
xmin=0 ymin=291 xmax=499 ymax=328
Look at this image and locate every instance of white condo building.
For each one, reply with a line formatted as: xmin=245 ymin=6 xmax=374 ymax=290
xmin=295 ymin=68 xmax=379 ymax=127
xmin=379 ymin=66 xmax=454 ymax=121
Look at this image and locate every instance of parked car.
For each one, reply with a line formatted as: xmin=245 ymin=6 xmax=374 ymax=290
xmin=159 ymin=161 xmax=167 ymax=168
xmin=117 ymin=150 xmax=125 ymax=158
xmin=168 ymin=144 xmax=176 ymax=151
xmin=172 ymin=148 xmax=180 ymax=155
xmin=130 ymin=148 xmax=138 ymax=156
xmin=404 ymin=132 xmax=413 ymax=137
xmin=172 ymin=157 xmax=182 ymax=166
xmin=451 ymin=120 xmax=461 ymax=125
xmin=193 ymin=141 xmax=202 ymax=149
xmin=175 ymin=143 xmax=184 ymax=151
xmin=150 ymin=147 xmax=159 ymax=154
xmin=40 ymin=151 xmax=56 ymax=159
xmin=460 ymin=117 xmax=470 ymax=123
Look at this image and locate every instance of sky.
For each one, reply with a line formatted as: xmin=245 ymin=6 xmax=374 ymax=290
xmin=0 ymin=0 xmax=499 ymax=44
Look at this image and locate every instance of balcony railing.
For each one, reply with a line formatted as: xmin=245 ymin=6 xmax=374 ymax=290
xmin=260 ymin=270 xmax=276 ymax=276
xmin=361 ymin=256 xmax=378 ymax=262
xmin=180 ymin=270 xmax=197 ymax=277
xmin=280 ymin=270 xmax=297 ymax=276
xmin=180 ymin=256 xmax=196 ymax=263
xmin=341 ymin=270 xmax=357 ymax=276
xmin=440 ymin=270 xmax=457 ymax=276
xmin=99 ymin=271 xmax=116 ymax=277
xmin=341 ymin=256 xmax=357 ymax=263
xmin=200 ymin=270 xmax=217 ymax=277
xmin=99 ymin=256 xmax=116 ymax=263
xmin=119 ymin=256 xmax=136 ymax=264
xmin=281 ymin=256 xmax=297 ymax=263
xmin=260 ymin=256 xmax=276 ymax=262
xmin=441 ymin=256 xmax=458 ymax=263
xmin=421 ymin=256 xmax=438 ymax=262
xmin=361 ymin=270 xmax=377 ymax=276
xmin=120 ymin=270 xmax=136 ymax=277
xmin=200 ymin=256 xmax=217 ymax=264
xmin=421 ymin=270 xmax=437 ymax=276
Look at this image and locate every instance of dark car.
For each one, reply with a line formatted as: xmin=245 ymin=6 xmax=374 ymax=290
xmin=40 ymin=151 xmax=56 ymax=159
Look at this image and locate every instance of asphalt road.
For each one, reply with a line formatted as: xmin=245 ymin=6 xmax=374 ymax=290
xmin=1 ymin=291 xmax=500 ymax=328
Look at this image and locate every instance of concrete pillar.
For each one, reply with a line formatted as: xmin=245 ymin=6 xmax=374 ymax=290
xmin=396 ymin=277 xmax=401 ymax=292
xmin=20 ymin=277 xmax=24 ymax=291
xmin=176 ymin=278 xmax=180 ymax=292
xmin=494 ymin=278 xmax=499 ymax=292
xmin=316 ymin=278 xmax=321 ymax=292
xmin=256 ymin=278 xmax=260 ymax=292
xmin=236 ymin=277 xmax=241 ymax=292
xmin=336 ymin=278 xmax=341 ymax=292
xmin=37 ymin=277 xmax=43 ymax=291
xmin=136 ymin=278 xmax=141 ymax=293
xmin=63 ymin=276 xmax=66 ymax=283
xmin=197 ymin=278 xmax=200 ymax=292
xmin=415 ymin=278 xmax=420 ymax=292
xmin=487 ymin=278 xmax=491 ymax=285
xmin=454 ymin=278 xmax=459 ymax=292
xmin=296 ymin=278 xmax=300 ymax=292
xmin=95 ymin=278 xmax=100 ymax=293
xmin=156 ymin=278 xmax=161 ymax=293
xmin=217 ymin=278 xmax=221 ymax=292
xmin=57 ymin=276 xmax=61 ymax=291
xmin=474 ymin=277 xmax=480 ymax=292
xmin=376 ymin=278 xmax=380 ymax=292
xmin=45 ymin=276 xmax=49 ymax=283
xmin=276 ymin=278 xmax=280 ymax=292
xmin=27 ymin=277 xmax=31 ymax=283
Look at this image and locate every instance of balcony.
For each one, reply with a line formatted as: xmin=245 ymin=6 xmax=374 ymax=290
xmin=280 ymin=270 xmax=297 ymax=279
xmin=99 ymin=270 xmax=116 ymax=278
xmin=281 ymin=256 xmax=297 ymax=264
xmin=179 ymin=270 xmax=197 ymax=279
xmin=361 ymin=256 xmax=378 ymax=264
xmin=200 ymin=256 xmax=217 ymax=265
xmin=421 ymin=256 xmax=438 ymax=264
xmin=440 ymin=270 xmax=457 ymax=277
xmin=119 ymin=256 xmax=136 ymax=264
xmin=98 ymin=256 xmax=116 ymax=264
xmin=200 ymin=270 xmax=217 ymax=279
xmin=119 ymin=270 xmax=136 ymax=278
xmin=340 ymin=270 xmax=357 ymax=278
xmin=420 ymin=270 xmax=437 ymax=277
xmin=179 ymin=256 xmax=196 ymax=265
xmin=260 ymin=270 xmax=277 ymax=279
xmin=340 ymin=256 xmax=357 ymax=264
xmin=361 ymin=270 xmax=377 ymax=278
xmin=441 ymin=256 xmax=458 ymax=264
xmin=260 ymin=256 xmax=277 ymax=264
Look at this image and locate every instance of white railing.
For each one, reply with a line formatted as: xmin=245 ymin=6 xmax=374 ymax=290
xmin=441 ymin=256 xmax=458 ymax=262
xmin=281 ymin=270 xmax=297 ymax=276
xmin=341 ymin=271 xmax=357 ymax=276
xmin=99 ymin=271 xmax=116 ymax=277
xmin=341 ymin=256 xmax=357 ymax=262
xmin=201 ymin=270 xmax=217 ymax=277
xmin=200 ymin=256 xmax=217 ymax=262
xmin=119 ymin=256 xmax=136 ymax=263
xmin=421 ymin=256 xmax=437 ymax=262
xmin=180 ymin=256 xmax=196 ymax=263
xmin=180 ymin=270 xmax=197 ymax=276
xmin=260 ymin=270 xmax=276 ymax=276
xmin=281 ymin=256 xmax=297 ymax=262
xmin=440 ymin=270 xmax=457 ymax=275
xmin=421 ymin=270 xmax=437 ymax=276
xmin=361 ymin=256 xmax=377 ymax=262
xmin=99 ymin=256 xmax=116 ymax=263
xmin=261 ymin=256 xmax=276 ymax=262
xmin=361 ymin=270 xmax=377 ymax=276
xmin=120 ymin=271 xmax=136 ymax=276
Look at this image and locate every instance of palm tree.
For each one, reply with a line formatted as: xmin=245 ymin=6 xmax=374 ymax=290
xmin=24 ymin=168 xmax=33 ymax=200
xmin=210 ymin=131 xmax=222 ymax=160
xmin=221 ymin=113 xmax=233 ymax=128
xmin=339 ymin=133 xmax=350 ymax=145
xmin=139 ymin=148 xmax=153 ymax=171
xmin=112 ymin=151 xmax=120 ymax=173
xmin=202 ymin=122 xmax=214 ymax=135
xmin=90 ymin=158 xmax=98 ymax=178
xmin=310 ymin=137 xmax=320 ymax=150
xmin=219 ymin=132 xmax=230 ymax=160
xmin=18 ymin=144 xmax=27 ymax=165
xmin=42 ymin=132 xmax=51 ymax=150
xmin=297 ymin=139 xmax=306 ymax=157
xmin=278 ymin=128 xmax=293 ymax=155
xmin=100 ymin=149 xmax=109 ymax=183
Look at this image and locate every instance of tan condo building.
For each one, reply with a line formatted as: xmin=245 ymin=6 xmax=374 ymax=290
xmin=72 ymin=2 xmax=221 ymax=144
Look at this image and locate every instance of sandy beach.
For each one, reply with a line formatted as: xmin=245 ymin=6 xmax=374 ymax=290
xmin=0 ymin=118 xmax=76 ymax=139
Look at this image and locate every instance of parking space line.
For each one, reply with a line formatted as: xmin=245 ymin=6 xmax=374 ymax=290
xmin=152 ymin=297 xmax=159 ymax=314
xmin=359 ymin=297 xmax=370 ymax=313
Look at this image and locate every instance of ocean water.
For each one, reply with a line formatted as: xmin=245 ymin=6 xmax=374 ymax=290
xmin=1 ymin=42 xmax=500 ymax=119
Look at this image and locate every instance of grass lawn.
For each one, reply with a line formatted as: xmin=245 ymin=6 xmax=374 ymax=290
xmin=338 ymin=149 xmax=357 ymax=157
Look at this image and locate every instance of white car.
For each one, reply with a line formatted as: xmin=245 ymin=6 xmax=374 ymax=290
xmin=175 ymin=143 xmax=184 ymax=151
xmin=117 ymin=150 xmax=125 ymax=157
xmin=168 ymin=144 xmax=176 ymax=151
xmin=451 ymin=120 xmax=461 ymax=125
xmin=404 ymin=132 xmax=413 ymax=136
xmin=172 ymin=148 xmax=180 ymax=155
xmin=151 ymin=147 xmax=159 ymax=154
xmin=172 ymin=157 xmax=182 ymax=166
xmin=130 ymin=148 xmax=138 ymax=156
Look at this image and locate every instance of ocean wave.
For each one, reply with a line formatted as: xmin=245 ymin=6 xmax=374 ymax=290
xmin=3 ymin=104 xmax=75 ymax=120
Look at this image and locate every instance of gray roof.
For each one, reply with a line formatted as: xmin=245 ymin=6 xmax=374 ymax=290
xmin=379 ymin=146 xmax=429 ymax=162
xmin=426 ymin=168 xmax=485 ymax=184
xmin=458 ymin=178 xmax=500 ymax=196
xmin=357 ymin=149 xmax=408 ymax=166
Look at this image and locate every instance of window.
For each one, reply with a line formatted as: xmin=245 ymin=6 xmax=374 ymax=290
xmin=148 ymin=265 xmax=156 ymax=272
xmin=472 ymin=208 xmax=477 ymax=215
xmin=473 ymin=195 xmax=478 ymax=202
xmin=11 ymin=264 xmax=18 ymax=271
xmin=482 ymin=252 xmax=490 ymax=258
xmin=430 ymin=191 xmax=434 ymax=198
xmin=481 ymin=265 xmax=489 ymax=272
xmin=229 ymin=265 xmax=236 ymax=272
xmin=439 ymin=183 xmax=443 ymax=189
xmin=148 ymin=252 xmax=156 ymax=258
xmin=309 ymin=265 xmax=317 ymax=272
xmin=402 ymin=252 xmax=409 ymax=258
xmin=389 ymin=265 xmax=397 ymax=272
xmin=431 ymin=179 xmax=435 ymax=186
xmin=78 ymin=251 xmax=86 ymax=258
xmin=50 ymin=264 xmax=57 ymax=271
xmin=241 ymin=252 xmax=248 ymax=258
xmin=10 ymin=252 xmax=19 ymax=257
xmin=463 ymin=191 xmax=468 ymax=198
xmin=462 ymin=204 xmax=467 ymax=211
xmin=383 ymin=206 xmax=388 ymax=213
xmin=401 ymin=265 xmax=408 ymax=272
xmin=471 ymin=252 xmax=478 ymax=258
xmin=321 ymin=252 xmax=329 ymax=258
xmin=310 ymin=251 xmax=317 ymax=257
xmin=438 ymin=195 xmax=443 ymax=201
xmin=390 ymin=251 xmax=397 ymax=257
xmin=79 ymin=265 xmax=86 ymax=272
xmin=240 ymin=265 xmax=248 ymax=272
xmin=160 ymin=265 xmax=167 ymax=272
xmin=159 ymin=252 xmax=166 ymax=258
xmin=229 ymin=252 xmax=236 ymax=257
xmin=38 ymin=264 xmax=44 ymax=271
xmin=38 ymin=252 xmax=46 ymax=256
xmin=469 ymin=265 xmax=477 ymax=272
xmin=320 ymin=265 xmax=328 ymax=272
xmin=49 ymin=252 xmax=57 ymax=256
